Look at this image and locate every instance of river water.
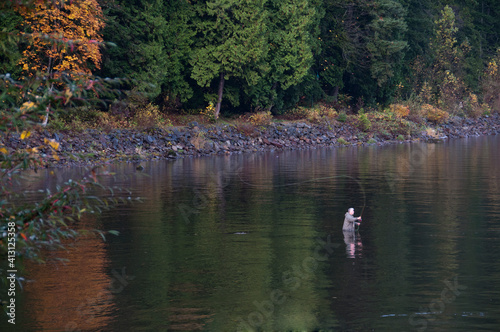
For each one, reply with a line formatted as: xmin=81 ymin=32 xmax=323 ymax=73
xmin=3 ymin=135 xmax=500 ymax=331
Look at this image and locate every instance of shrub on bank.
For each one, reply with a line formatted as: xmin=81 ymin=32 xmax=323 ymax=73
xmin=133 ymin=103 xmax=170 ymax=129
xmin=358 ymin=113 xmax=371 ymax=132
xmin=421 ymin=104 xmax=449 ymax=123
xmin=281 ymin=105 xmax=337 ymax=123
xmin=283 ymin=107 xmax=311 ymax=120
xmin=337 ymin=111 xmax=347 ymax=122
xmin=236 ymin=123 xmax=259 ymax=137
xmin=482 ymin=49 xmax=500 ymax=113
xmin=320 ymin=107 xmax=338 ymax=119
xmin=389 ymin=104 xmax=410 ymax=118
xmin=249 ymin=111 xmax=273 ymax=125
xmin=337 ymin=137 xmax=348 ymax=145
xmin=368 ymin=112 xmax=423 ymax=136
xmin=465 ymin=92 xmax=490 ymax=118
xmin=200 ymin=102 xmax=216 ymax=122
xmin=307 ymin=108 xmax=322 ymax=123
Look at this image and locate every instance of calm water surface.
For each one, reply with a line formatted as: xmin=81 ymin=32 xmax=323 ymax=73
xmin=3 ymin=135 xmax=500 ymax=331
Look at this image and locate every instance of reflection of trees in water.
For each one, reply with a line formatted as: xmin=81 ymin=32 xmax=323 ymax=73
xmin=17 ymin=137 xmax=500 ymax=330
xmin=24 ymin=236 xmax=113 ymax=331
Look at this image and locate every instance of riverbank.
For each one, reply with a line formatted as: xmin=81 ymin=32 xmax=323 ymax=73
xmin=4 ymin=113 xmax=500 ymax=168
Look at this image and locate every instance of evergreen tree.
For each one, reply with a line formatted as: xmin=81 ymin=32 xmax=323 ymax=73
xmin=401 ymin=0 xmax=434 ymax=59
xmin=317 ymin=0 xmax=372 ymax=103
xmin=248 ymin=0 xmax=317 ymax=112
xmin=431 ymin=5 xmax=460 ymax=75
xmin=190 ymin=0 xmax=267 ymax=118
xmin=316 ymin=0 xmax=348 ymax=98
xmin=454 ymin=0 xmax=500 ymax=91
xmin=0 ymin=8 xmax=23 ymax=77
xmin=366 ymin=0 xmax=408 ymax=87
xmin=100 ymin=0 xmax=194 ymax=102
xmin=318 ymin=0 xmax=407 ymax=106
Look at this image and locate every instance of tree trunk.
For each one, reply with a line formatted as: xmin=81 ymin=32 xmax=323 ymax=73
xmin=266 ymin=82 xmax=278 ymax=113
xmin=42 ymin=83 xmax=54 ymax=127
xmin=41 ymin=106 xmax=50 ymax=126
xmin=332 ymin=86 xmax=339 ymax=101
xmin=215 ymin=72 xmax=225 ymax=120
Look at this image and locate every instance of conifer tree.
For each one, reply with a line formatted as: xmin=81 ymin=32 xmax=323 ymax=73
xmin=190 ymin=0 xmax=267 ymax=118
xmin=0 ymin=8 xmax=23 ymax=76
xmin=248 ymin=0 xmax=317 ymax=112
xmin=366 ymin=0 xmax=408 ymax=87
xmin=100 ymin=0 xmax=195 ymax=102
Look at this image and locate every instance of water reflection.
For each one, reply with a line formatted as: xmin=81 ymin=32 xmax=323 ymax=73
xmin=23 ymin=236 xmax=114 ymax=331
xmin=3 ymin=136 xmax=500 ymax=331
xmin=343 ymin=230 xmax=363 ymax=259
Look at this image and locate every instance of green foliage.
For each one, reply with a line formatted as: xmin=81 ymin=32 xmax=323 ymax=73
xmin=337 ymin=137 xmax=348 ymax=145
xmin=0 ymin=8 xmax=22 ymax=77
xmin=425 ymin=6 xmax=473 ymax=113
xmin=100 ymin=0 xmax=195 ymax=102
xmin=432 ymin=6 xmax=460 ymax=75
xmin=337 ymin=111 xmax=347 ymax=122
xmin=190 ymin=0 xmax=267 ymax=118
xmin=358 ymin=113 xmax=371 ymax=131
xmin=316 ymin=0 xmax=346 ymax=96
xmin=247 ymin=0 xmax=317 ymax=111
xmin=5 ymin=0 xmax=500 ymax=117
xmin=366 ymin=0 xmax=408 ymax=87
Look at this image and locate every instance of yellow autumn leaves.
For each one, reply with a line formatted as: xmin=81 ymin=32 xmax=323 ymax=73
xmin=20 ymin=101 xmax=36 ymax=114
xmin=0 ymin=131 xmax=60 ymax=162
xmin=20 ymin=130 xmax=31 ymax=140
xmin=44 ymin=137 xmax=60 ymax=151
xmin=16 ymin=0 xmax=105 ymax=78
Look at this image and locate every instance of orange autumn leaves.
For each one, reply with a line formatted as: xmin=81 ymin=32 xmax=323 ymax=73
xmin=17 ymin=0 xmax=104 ymax=78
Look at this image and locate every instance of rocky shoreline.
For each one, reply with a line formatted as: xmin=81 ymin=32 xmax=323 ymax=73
xmin=4 ymin=114 xmax=500 ymax=168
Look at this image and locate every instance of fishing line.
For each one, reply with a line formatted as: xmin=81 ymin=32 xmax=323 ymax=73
xmin=236 ymin=174 xmax=367 ymax=217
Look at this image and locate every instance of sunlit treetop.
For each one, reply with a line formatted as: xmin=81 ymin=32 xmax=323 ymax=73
xmin=16 ymin=0 xmax=105 ymax=78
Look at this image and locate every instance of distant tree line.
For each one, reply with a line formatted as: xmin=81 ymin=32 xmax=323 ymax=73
xmin=2 ymin=0 xmax=500 ymax=116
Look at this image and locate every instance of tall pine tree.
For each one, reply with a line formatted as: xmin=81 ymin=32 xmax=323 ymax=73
xmin=247 ymin=0 xmax=317 ymax=112
xmin=190 ymin=0 xmax=267 ymax=118
xmin=100 ymin=0 xmax=194 ymax=102
xmin=366 ymin=0 xmax=408 ymax=87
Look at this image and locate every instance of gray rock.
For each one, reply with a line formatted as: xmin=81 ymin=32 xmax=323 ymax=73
xmin=296 ymin=122 xmax=311 ymax=129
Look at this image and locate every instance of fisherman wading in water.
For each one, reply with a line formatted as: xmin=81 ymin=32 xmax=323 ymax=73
xmin=343 ymin=207 xmax=362 ymax=232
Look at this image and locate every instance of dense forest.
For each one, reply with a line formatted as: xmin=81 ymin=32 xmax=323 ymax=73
xmin=1 ymin=0 xmax=500 ymax=118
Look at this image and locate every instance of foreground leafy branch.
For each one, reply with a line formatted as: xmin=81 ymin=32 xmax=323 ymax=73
xmin=0 ymin=169 xmax=133 ymax=262
xmin=0 ymin=1 xmax=137 ymax=296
